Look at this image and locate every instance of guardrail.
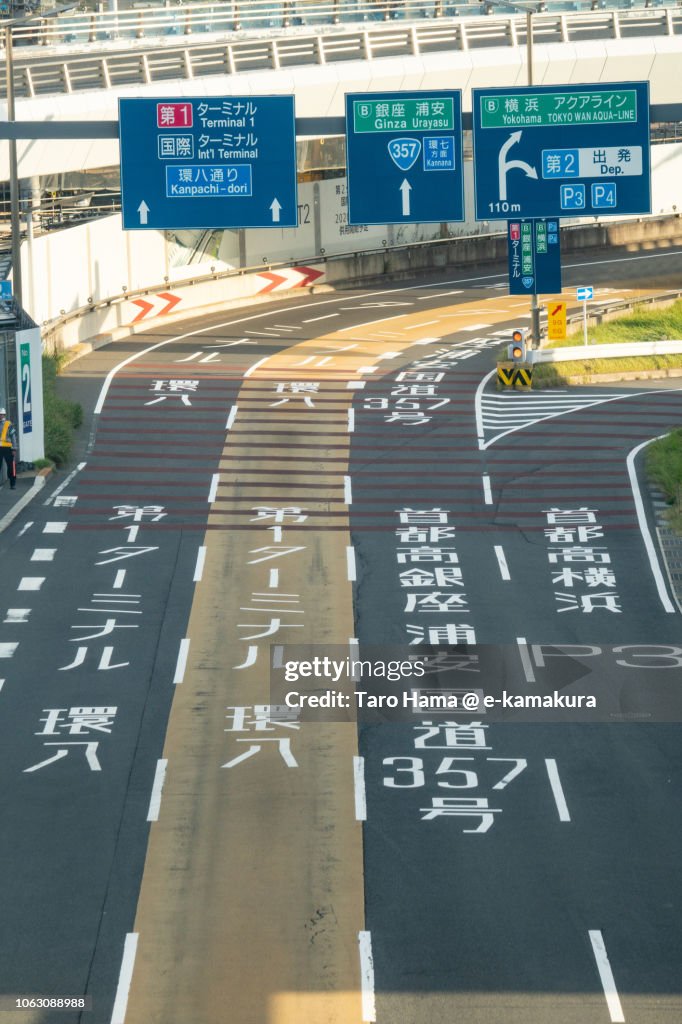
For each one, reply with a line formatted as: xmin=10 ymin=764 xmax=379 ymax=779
xmin=5 ymin=0 xmax=675 ymax=48
xmin=1 ymin=6 xmax=681 ymax=98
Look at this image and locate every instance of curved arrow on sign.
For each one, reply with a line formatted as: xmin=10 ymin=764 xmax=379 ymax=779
xmin=499 ymin=131 xmax=538 ymax=203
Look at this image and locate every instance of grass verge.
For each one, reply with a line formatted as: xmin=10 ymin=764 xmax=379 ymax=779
xmin=42 ymin=353 xmax=83 ymax=466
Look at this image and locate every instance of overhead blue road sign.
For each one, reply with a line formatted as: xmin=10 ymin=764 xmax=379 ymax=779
xmin=345 ymin=91 xmax=464 ymax=225
xmin=472 ymin=82 xmax=651 ymax=220
xmin=577 ymin=286 xmax=593 ymax=301
xmin=119 ymin=96 xmax=298 ymax=230
xmin=508 ymin=219 xmax=561 ymax=295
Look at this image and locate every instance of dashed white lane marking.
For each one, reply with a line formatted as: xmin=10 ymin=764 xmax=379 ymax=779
xmin=589 ymin=930 xmax=625 ymax=1023
xmin=412 ymin=336 xmax=442 ymax=346
xmin=173 ymin=638 xmax=190 ymax=685
xmin=494 ymin=546 xmax=510 ymax=581
xmin=353 ymin=756 xmax=367 ymax=821
xmin=43 ymin=521 xmax=67 ymax=533
xmin=545 ymin=759 xmax=571 ymax=821
xmin=226 ymin=405 xmax=238 ymax=430
xmin=0 ymin=643 xmax=18 ymax=658
xmin=349 ymin=637 xmax=360 ymax=681
xmin=417 ymin=289 xmax=463 ymax=300
xmin=358 ymin=931 xmax=377 ymax=1023
xmin=347 ymin=381 xmax=366 ymax=390
xmin=43 ymin=462 xmax=86 ymax=504
xmin=408 ymin=319 xmax=441 ymax=329
xmin=193 ymin=545 xmax=206 ymax=583
xmin=147 ymin=759 xmax=168 ymax=822
xmin=243 ymin=356 xmax=269 ymax=378
xmin=113 ymin=570 xmax=126 ymax=590
xmin=627 ymin=436 xmax=677 ymax=615
xmin=31 ymin=548 xmax=56 ymax=562
xmin=344 ymin=476 xmax=353 ymax=506
xmin=269 ymin=569 xmax=279 ymax=589
xmin=356 ymin=366 xmax=379 ymax=374
xmin=482 ymin=474 xmax=493 ymax=505
xmin=17 ymin=522 xmax=32 ymax=536
xmin=339 ymin=314 xmax=406 ymax=333
xmin=303 ymin=312 xmax=339 ymax=323
xmin=110 ymin=933 xmax=139 ymax=1024
xmin=208 ymin=474 xmax=220 ymax=504
xmin=516 ymin=637 xmax=536 ymax=684
xmin=18 ymin=577 xmax=44 ymax=592
xmin=4 ymin=609 xmax=30 ymax=623
xmin=346 ymin=546 xmax=357 ymax=582
xmin=0 ymin=679 xmax=4 ymax=693
xmin=462 ymin=322 xmax=492 ymax=331
xmin=347 ymin=409 xmax=355 ymax=433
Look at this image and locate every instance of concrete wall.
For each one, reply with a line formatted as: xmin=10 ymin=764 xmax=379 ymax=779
xmin=24 ymin=142 xmax=682 ymax=333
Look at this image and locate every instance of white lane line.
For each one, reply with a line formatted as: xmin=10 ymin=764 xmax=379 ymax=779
xmin=347 ymin=408 xmax=355 ymax=433
xmin=347 ymin=381 xmax=366 ymax=390
xmin=545 ymin=759 xmax=571 ymax=821
xmin=411 ymin=336 xmax=442 ymax=346
xmin=173 ymin=638 xmax=190 ymax=685
xmin=0 ymin=679 xmax=4 ymax=693
xmin=358 ymin=932 xmax=377 ymax=1023
xmin=110 ymin=933 xmax=139 ymax=1024
xmin=43 ymin=521 xmax=67 ymax=533
xmin=462 ymin=322 xmax=492 ymax=331
xmin=17 ymin=521 xmax=32 ymax=536
xmin=226 ymin=405 xmax=238 ymax=430
xmin=482 ymin=474 xmax=493 ymax=505
xmin=113 ymin=570 xmax=126 ymax=590
xmin=269 ymin=568 xmax=279 ymax=589
xmin=349 ymin=638 xmax=360 ymax=681
xmin=346 ymin=546 xmax=357 ymax=582
xmin=303 ymin=312 xmax=339 ymax=323
xmin=18 ymin=577 xmax=44 ymax=591
xmin=4 ymin=609 xmax=30 ymax=623
xmin=494 ymin=546 xmax=510 ymax=581
xmin=627 ymin=436 xmax=677 ymax=614
xmin=147 ymin=759 xmax=168 ymax=822
xmin=43 ymin=462 xmax=86 ymax=502
xmin=417 ymin=289 xmax=463 ymax=299
xmin=0 ymin=643 xmax=18 ymax=658
xmin=589 ymin=930 xmax=625 ymax=1023
xmin=408 ymin=319 xmax=441 ymax=329
xmin=339 ymin=314 xmax=406 ymax=333
xmin=243 ymin=356 xmax=269 ymax=378
xmin=516 ymin=637 xmax=536 ymax=684
xmin=31 ymin=548 xmax=56 ymax=562
xmin=475 ymin=369 xmax=497 ymax=448
xmin=344 ymin=475 xmax=353 ymax=506
xmin=193 ymin=545 xmax=206 ymax=583
xmin=353 ymin=756 xmax=367 ymax=821
xmin=208 ymin=473 xmax=220 ymax=504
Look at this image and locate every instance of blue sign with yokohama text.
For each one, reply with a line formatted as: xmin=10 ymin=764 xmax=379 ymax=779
xmin=119 ymin=96 xmax=297 ymax=229
xmin=472 ymin=82 xmax=651 ymax=220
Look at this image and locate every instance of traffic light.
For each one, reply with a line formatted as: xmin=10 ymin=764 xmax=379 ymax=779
xmin=507 ymin=328 xmax=527 ymax=364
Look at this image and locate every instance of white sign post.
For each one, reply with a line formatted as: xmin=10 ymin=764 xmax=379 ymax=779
xmin=576 ymin=286 xmax=593 ymax=345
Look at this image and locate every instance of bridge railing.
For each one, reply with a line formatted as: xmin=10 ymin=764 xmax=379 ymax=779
xmin=3 ymin=0 xmax=676 ymax=47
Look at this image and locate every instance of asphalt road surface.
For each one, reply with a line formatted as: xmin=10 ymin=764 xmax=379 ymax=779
xmin=0 ymin=245 xmax=681 ymax=1024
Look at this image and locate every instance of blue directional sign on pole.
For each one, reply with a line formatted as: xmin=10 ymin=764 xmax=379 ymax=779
xmin=473 ymin=82 xmax=650 ymax=220
xmin=577 ymin=286 xmax=594 ymax=301
xmin=345 ymin=91 xmax=464 ymax=225
xmin=119 ymin=96 xmax=298 ymax=230
xmin=508 ymin=219 xmax=561 ymax=295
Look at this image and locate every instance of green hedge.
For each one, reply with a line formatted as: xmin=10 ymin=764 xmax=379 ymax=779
xmin=42 ymin=354 xmax=83 ymax=466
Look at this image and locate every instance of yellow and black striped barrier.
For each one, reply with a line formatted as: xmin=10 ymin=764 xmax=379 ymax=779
xmin=496 ymin=361 xmax=533 ymax=390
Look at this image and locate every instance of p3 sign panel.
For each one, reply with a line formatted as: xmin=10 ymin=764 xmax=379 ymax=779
xmin=345 ymin=90 xmax=465 ymax=225
xmin=472 ymin=82 xmax=651 ymax=220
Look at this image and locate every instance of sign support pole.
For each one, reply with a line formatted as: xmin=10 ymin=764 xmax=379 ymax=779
xmin=582 ymin=297 xmax=589 ymax=345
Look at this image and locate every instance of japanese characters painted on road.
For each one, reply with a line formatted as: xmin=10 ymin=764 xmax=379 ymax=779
xmin=472 ymin=82 xmax=651 ymax=220
xmin=119 ymin=96 xmax=298 ymax=230
xmin=345 ymin=90 xmax=464 ymax=225
xmin=507 ymin=219 xmax=561 ymax=295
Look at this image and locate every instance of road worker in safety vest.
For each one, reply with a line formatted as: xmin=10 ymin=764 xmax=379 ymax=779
xmin=0 ymin=407 xmax=18 ymax=490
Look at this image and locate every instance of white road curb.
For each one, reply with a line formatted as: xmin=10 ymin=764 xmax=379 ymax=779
xmin=0 ymin=474 xmax=48 ymax=534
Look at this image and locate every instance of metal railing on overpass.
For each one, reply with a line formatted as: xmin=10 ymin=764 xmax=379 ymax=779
xmin=0 ymin=5 xmax=681 ymax=98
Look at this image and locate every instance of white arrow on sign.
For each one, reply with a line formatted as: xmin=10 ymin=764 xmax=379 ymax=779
xmin=498 ymin=131 xmax=537 ymax=202
xmin=400 ymin=179 xmax=412 ymax=217
xmin=137 ymin=200 xmax=150 ymax=225
xmin=270 ymin=198 xmax=282 ymax=223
